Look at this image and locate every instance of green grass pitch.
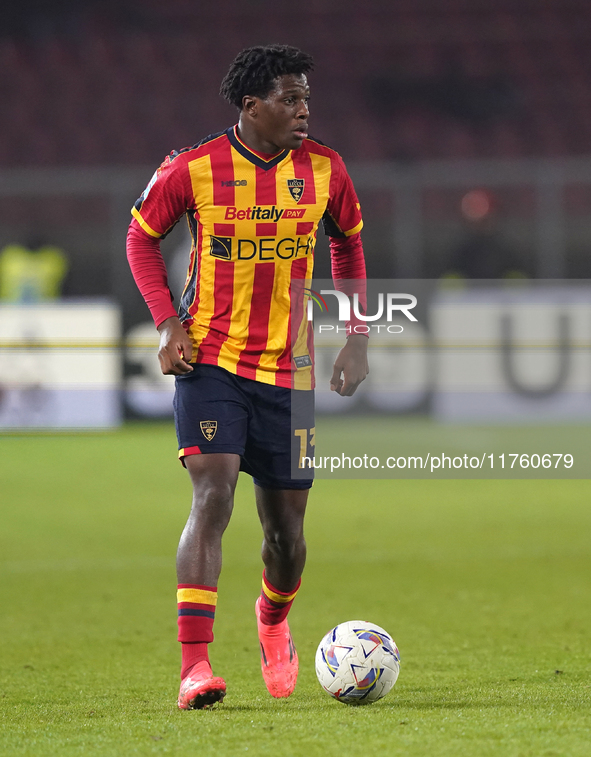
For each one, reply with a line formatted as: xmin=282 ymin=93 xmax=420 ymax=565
xmin=1 ymin=422 xmax=590 ymax=756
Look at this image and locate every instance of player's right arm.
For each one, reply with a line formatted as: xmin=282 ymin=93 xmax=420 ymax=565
xmin=126 ymin=152 xmax=195 ymax=375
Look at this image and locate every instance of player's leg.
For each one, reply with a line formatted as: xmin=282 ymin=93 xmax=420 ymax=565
xmin=173 ymin=365 xmax=249 ymax=709
xmin=176 ymin=453 xmax=240 ymax=710
xmin=237 ymin=375 xmax=314 ymax=697
xmin=177 ymin=452 xmax=240 ymax=586
xmin=254 ymin=485 xmax=309 ymax=698
xmin=255 ymin=485 xmax=308 ymax=593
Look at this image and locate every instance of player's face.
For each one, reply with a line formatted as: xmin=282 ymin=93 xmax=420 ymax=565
xmin=251 ymin=74 xmax=310 ymax=152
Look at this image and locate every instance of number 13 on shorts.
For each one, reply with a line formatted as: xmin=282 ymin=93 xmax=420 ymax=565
xmin=294 ymin=427 xmax=316 ymax=469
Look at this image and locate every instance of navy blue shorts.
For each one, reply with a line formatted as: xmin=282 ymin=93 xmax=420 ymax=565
xmin=174 ymin=364 xmax=315 ymax=490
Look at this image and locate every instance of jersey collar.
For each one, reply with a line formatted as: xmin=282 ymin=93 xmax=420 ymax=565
xmin=227 ymin=126 xmax=290 ymax=170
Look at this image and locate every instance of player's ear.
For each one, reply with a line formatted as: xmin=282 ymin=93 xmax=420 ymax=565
xmin=242 ymin=95 xmax=257 ymax=117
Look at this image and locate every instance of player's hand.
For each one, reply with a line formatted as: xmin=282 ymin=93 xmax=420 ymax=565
xmin=330 ymin=333 xmax=369 ymax=396
xmin=157 ymin=316 xmax=194 ymax=375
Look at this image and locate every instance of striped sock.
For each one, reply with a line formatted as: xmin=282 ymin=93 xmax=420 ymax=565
xmin=259 ymin=571 xmax=301 ymax=626
xmin=177 ymin=584 xmax=217 ymax=679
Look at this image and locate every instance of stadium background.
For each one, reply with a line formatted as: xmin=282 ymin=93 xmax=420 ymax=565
xmin=1 ymin=3 xmax=590 ymax=756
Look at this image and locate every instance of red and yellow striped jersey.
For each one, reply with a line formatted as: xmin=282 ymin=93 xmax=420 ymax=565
xmin=131 ymin=126 xmax=363 ymax=389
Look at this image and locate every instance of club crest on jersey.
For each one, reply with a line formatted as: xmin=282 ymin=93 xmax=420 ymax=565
xmin=200 ymin=421 xmax=217 ymax=441
xmin=287 ymin=178 xmax=305 ymax=203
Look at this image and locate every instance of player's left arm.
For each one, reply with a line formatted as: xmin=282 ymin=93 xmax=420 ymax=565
xmin=329 ymin=233 xmax=369 ymax=396
xmin=326 ymin=157 xmax=369 ymax=396
xmin=330 ymin=332 xmax=369 ymax=396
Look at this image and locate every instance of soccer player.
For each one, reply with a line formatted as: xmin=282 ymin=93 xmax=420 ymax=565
xmin=126 ymin=44 xmax=368 ymax=709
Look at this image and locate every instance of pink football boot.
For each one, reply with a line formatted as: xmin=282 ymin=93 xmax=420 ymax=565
xmin=177 ymin=661 xmax=226 ymax=710
xmin=255 ymin=596 xmax=298 ymax=698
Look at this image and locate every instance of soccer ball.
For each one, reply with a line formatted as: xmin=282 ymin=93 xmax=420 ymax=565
xmin=315 ymin=620 xmax=400 ymax=705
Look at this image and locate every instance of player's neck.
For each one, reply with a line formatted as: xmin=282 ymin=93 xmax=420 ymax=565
xmin=235 ymin=122 xmax=283 ymax=158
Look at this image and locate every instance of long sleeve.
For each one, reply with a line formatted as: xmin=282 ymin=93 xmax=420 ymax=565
xmin=330 ymin=232 xmax=368 ymax=336
xmin=126 ymin=218 xmax=177 ymax=328
xmin=330 ymin=232 xmax=366 ymax=282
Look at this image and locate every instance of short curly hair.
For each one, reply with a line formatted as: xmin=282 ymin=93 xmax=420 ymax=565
xmin=220 ymin=44 xmax=314 ymax=109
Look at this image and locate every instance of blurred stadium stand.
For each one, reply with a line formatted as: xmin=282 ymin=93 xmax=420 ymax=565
xmin=1 ymin=0 xmax=591 ymax=294
xmin=2 ymin=0 xmax=591 ymax=165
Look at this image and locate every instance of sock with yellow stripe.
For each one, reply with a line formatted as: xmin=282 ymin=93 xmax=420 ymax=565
xmin=259 ymin=571 xmax=301 ymax=626
xmin=177 ymin=584 xmax=217 ymax=679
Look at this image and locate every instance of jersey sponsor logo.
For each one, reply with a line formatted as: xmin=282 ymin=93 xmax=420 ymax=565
xmin=221 ymin=179 xmax=248 ymax=186
xmin=287 ymin=178 xmax=305 ymax=203
xmin=200 ymin=420 xmax=217 ymax=441
xmin=208 ymin=235 xmax=313 ymax=261
xmin=224 ymin=206 xmax=306 ymax=221
xmin=237 ymin=236 xmax=313 ymax=261
xmin=210 ymin=236 xmax=232 ymax=260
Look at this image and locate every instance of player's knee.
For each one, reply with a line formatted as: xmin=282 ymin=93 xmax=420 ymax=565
xmin=190 ymin=482 xmax=234 ymax=527
xmin=265 ymin=529 xmax=306 ymax=561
